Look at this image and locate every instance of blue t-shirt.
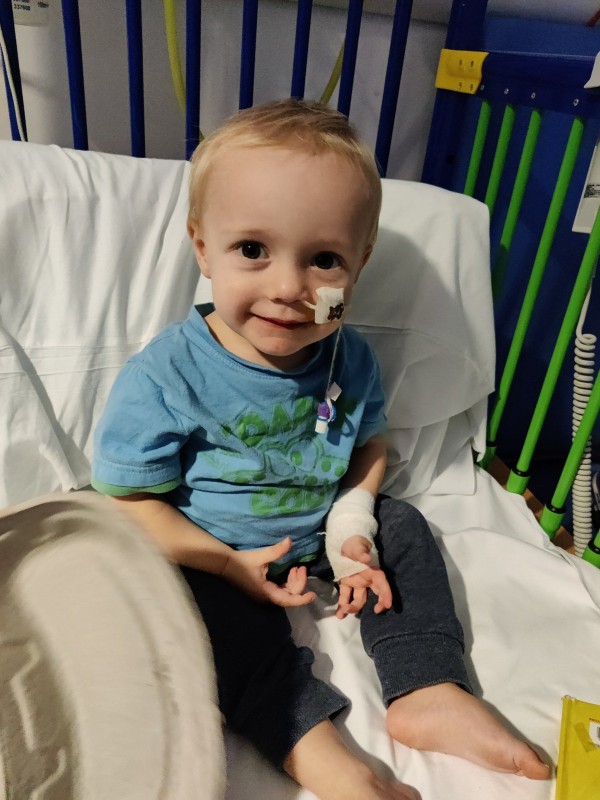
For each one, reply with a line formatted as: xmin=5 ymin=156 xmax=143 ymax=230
xmin=92 ymin=304 xmax=386 ymax=561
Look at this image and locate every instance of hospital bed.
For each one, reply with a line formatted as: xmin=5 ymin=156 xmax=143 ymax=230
xmin=1 ymin=2 xmax=600 ymax=799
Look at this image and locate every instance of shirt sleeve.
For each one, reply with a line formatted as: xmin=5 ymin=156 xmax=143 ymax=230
xmin=92 ymin=361 xmax=189 ymax=495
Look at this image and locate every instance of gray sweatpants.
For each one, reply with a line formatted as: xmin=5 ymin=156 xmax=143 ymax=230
xmin=180 ymin=495 xmax=471 ymax=768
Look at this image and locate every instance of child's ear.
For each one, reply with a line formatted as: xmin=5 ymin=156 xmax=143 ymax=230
xmin=187 ymin=220 xmax=210 ymax=278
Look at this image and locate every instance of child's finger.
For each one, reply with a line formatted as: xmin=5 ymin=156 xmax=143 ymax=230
xmin=371 ymin=574 xmax=393 ymax=612
xmin=338 ymin=583 xmax=352 ymax=606
xmin=285 ymin=565 xmax=308 ymax=595
xmin=336 ymin=584 xmax=353 ymax=618
xmin=342 ymin=540 xmax=372 ymax=563
xmin=374 ymin=597 xmax=390 ymax=613
xmin=265 ymin=581 xmax=315 ymax=607
xmin=345 ymin=587 xmax=367 ymax=615
xmin=257 ymin=536 xmax=293 ymax=565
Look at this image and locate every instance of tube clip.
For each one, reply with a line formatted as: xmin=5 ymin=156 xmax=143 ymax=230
xmin=315 ymin=382 xmax=342 ymax=434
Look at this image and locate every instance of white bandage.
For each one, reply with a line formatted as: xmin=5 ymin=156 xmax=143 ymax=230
xmin=325 ymin=488 xmax=380 ymax=581
xmin=302 ymin=286 xmax=345 ymax=324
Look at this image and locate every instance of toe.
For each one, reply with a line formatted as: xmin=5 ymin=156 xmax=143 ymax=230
xmin=513 ymin=744 xmax=551 ymax=780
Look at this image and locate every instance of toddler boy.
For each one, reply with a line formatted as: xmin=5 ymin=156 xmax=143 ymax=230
xmin=93 ymin=99 xmax=548 ymax=800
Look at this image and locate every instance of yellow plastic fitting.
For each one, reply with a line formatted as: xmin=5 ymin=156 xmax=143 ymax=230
xmin=435 ymin=48 xmax=488 ymax=95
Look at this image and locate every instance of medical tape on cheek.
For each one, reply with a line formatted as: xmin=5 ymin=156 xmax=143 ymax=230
xmin=302 ymin=286 xmax=346 ymax=324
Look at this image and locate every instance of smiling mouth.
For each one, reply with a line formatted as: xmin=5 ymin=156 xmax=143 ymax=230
xmin=258 ymin=316 xmax=307 ymax=330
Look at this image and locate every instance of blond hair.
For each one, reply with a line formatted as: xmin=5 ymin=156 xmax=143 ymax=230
xmin=188 ymin=99 xmax=382 ymax=247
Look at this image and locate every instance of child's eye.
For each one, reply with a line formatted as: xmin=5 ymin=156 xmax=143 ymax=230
xmin=313 ymin=252 xmax=341 ymax=270
xmin=238 ymin=241 xmax=267 ymax=260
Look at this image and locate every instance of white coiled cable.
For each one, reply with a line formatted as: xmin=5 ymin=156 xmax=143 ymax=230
xmin=572 ymin=287 xmax=597 ymax=557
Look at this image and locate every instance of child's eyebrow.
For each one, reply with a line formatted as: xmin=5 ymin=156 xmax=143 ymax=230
xmin=309 ymin=238 xmax=354 ymax=253
xmin=223 ymin=228 xmax=270 ymax=240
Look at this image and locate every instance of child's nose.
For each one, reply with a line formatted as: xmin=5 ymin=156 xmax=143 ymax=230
xmin=270 ymin=261 xmax=307 ymax=303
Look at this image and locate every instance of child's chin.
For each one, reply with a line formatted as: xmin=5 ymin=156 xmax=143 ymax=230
xmin=259 ymin=344 xmax=313 ymax=369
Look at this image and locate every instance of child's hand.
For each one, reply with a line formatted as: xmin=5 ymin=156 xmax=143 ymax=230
xmin=222 ymin=537 xmax=316 ymax=608
xmin=341 ymin=534 xmax=377 ymax=565
xmin=336 ymin=534 xmax=392 ymax=619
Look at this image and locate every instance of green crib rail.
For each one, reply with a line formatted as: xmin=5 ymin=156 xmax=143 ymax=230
xmin=429 ymin=45 xmax=600 ymax=562
xmin=540 ymin=370 xmax=600 ymax=538
xmin=463 ymin=103 xmax=598 ymax=552
xmin=491 ymin=108 xmax=543 ymax=300
xmin=463 ymin=100 xmax=492 ymax=198
xmin=481 ymin=116 xmax=585 ymax=469
xmin=506 ymin=204 xmax=600 ymax=495
xmin=583 ymin=536 xmax=600 ymax=568
xmin=483 ymin=104 xmax=516 ymax=217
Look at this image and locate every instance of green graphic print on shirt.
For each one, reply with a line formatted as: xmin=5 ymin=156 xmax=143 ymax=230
xmin=216 ymin=395 xmax=356 ymax=517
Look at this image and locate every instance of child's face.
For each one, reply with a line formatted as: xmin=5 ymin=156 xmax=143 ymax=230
xmin=188 ymin=146 xmax=374 ymax=370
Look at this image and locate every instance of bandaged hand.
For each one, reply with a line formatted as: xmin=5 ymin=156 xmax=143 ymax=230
xmin=325 ymin=488 xmax=393 ymax=618
xmin=325 ymin=488 xmax=380 ymax=580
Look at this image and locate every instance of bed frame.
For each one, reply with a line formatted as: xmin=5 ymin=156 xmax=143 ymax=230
xmin=1 ymin=0 xmax=599 ymax=559
xmin=423 ymin=2 xmax=600 ymax=562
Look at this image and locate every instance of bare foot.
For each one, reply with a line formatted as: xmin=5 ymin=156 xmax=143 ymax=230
xmin=284 ymin=719 xmax=420 ymax=799
xmin=387 ymin=683 xmax=550 ymax=780
xmin=303 ymin=763 xmax=420 ymax=800
xmin=353 ymin=770 xmax=420 ymax=800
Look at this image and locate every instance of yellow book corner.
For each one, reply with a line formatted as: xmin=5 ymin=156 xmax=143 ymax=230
xmin=555 ymin=696 xmax=600 ymax=800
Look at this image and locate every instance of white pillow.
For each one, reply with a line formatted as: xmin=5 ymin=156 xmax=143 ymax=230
xmin=0 ymin=142 xmax=493 ymax=506
xmin=350 ymin=179 xmax=494 ymax=496
xmin=0 ymin=142 xmax=200 ymax=505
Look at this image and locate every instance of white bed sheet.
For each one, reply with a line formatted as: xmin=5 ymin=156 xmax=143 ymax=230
xmin=224 ymin=458 xmax=600 ymax=800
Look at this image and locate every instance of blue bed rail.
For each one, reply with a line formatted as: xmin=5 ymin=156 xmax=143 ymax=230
xmin=185 ymin=0 xmax=201 ymax=158
xmin=125 ymin=0 xmax=145 ymax=157
xmin=0 ymin=0 xmax=26 ymax=141
xmin=239 ymin=0 xmax=258 ymax=110
xmin=373 ymin=0 xmax=413 ymax=176
xmin=61 ymin=0 xmax=88 ymax=150
xmin=290 ymin=0 xmax=312 ymax=100
xmin=0 ymin=0 xmax=415 ymax=174
xmin=336 ymin=0 xmax=362 ymax=117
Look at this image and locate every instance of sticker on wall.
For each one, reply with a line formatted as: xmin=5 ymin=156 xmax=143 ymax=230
xmin=12 ymin=1 xmax=50 ymax=26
